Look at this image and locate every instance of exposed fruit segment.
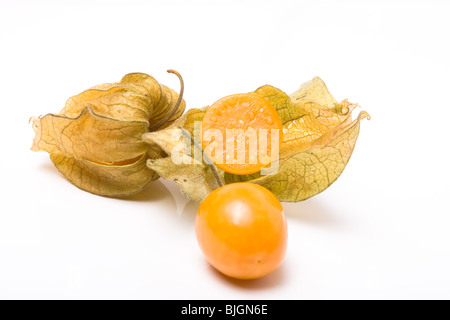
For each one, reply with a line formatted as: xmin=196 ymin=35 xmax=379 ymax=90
xmin=201 ymin=93 xmax=283 ymax=175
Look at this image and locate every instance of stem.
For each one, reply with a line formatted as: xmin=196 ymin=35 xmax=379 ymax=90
xmin=148 ymin=69 xmax=184 ymax=131
xmin=180 ymin=128 xmax=224 ymax=189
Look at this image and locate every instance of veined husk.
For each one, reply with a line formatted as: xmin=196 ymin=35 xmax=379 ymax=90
xmin=31 ymin=72 xmax=185 ymax=197
xmin=144 ymin=77 xmax=370 ymax=203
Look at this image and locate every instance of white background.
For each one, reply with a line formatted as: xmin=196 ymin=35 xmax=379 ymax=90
xmin=1 ymin=0 xmax=449 ymax=300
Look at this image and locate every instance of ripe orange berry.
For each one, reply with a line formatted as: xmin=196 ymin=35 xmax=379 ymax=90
xmin=195 ymin=183 xmax=287 ymax=280
xmin=201 ymin=93 xmax=283 ymax=175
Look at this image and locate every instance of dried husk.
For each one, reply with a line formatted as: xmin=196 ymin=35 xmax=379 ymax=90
xmin=31 ymin=72 xmax=185 ymax=197
xmin=144 ymin=77 xmax=370 ymax=203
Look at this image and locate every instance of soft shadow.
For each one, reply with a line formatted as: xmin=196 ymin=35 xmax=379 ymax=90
xmin=121 ymin=180 xmax=172 ymax=202
xmin=207 ymin=263 xmax=286 ymax=290
xmin=180 ymin=200 xmax=198 ymax=224
xmin=283 ymin=199 xmax=341 ymax=226
xmin=38 ymin=162 xmax=62 ymax=176
xmin=38 ymin=162 xmax=173 ymax=203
